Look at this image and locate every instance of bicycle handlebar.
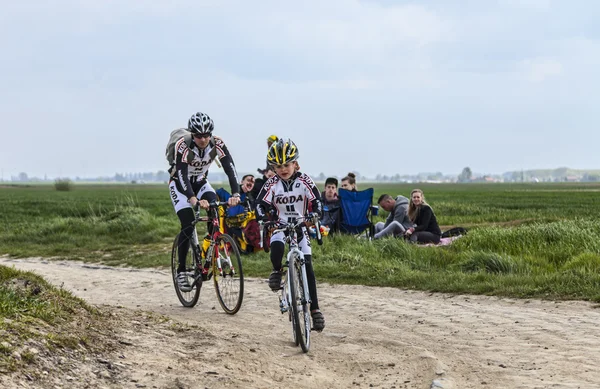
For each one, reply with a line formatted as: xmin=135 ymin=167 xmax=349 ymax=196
xmin=259 ymin=213 xmax=323 ymax=246
xmin=193 ymin=198 xmax=249 ymax=211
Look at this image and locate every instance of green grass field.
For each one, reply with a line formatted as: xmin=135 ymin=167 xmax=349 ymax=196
xmin=1 ymin=182 xmax=599 ymax=301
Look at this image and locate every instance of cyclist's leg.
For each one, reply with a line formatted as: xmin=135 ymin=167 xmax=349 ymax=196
xmin=176 ymin=209 xmax=195 ymax=272
xmin=268 ymin=231 xmax=285 ymax=291
xmin=298 ymin=227 xmax=325 ymax=331
xmin=297 ymin=228 xmax=318 ymax=310
xmin=169 ymin=180 xmax=195 ymax=273
xmin=298 ymin=229 xmax=318 ymax=308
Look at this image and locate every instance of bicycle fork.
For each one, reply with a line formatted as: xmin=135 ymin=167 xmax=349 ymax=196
xmin=279 ymin=251 xmax=312 ymax=314
xmin=279 ymin=262 xmax=290 ymax=314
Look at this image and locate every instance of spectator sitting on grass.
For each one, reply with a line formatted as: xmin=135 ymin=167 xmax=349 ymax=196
xmin=405 ymin=189 xmax=442 ymax=244
xmin=320 ymin=177 xmax=340 ymax=230
xmin=373 ymin=194 xmax=413 ymax=239
xmin=252 ymin=165 xmax=275 ymax=200
xmin=340 ymin=172 xmax=357 ymax=191
xmin=240 ymin=174 xmax=256 ymax=209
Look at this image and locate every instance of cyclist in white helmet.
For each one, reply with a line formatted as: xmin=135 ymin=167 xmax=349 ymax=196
xmin=168 ymin=112 xmax=240 ymax=289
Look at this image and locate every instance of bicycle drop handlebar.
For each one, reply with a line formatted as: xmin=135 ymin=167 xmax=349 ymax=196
xmin=191 ymin=200 xmax=233 ymax=224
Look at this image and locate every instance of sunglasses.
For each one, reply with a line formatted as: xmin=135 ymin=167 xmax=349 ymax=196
xmin=193 ymin=133 xmax=211 ymax=139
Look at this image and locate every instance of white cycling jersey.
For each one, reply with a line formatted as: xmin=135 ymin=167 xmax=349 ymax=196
xmin=256 ymin=171 xmax=323 ymax=255
xmin=256 ymin=172 xmax=322 ymax=224
xmin=170 ymin=136 xmax=239 ymax=199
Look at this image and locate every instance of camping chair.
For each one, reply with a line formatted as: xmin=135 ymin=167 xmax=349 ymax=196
xmin=337 ymin=188 xmax=378 ymax=239
xmin=215 ymin=188 xmax=261 ymax=254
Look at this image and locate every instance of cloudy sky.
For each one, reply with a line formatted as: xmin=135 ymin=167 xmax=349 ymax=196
xmin=1 ymin=0 xmax=599 ymax=180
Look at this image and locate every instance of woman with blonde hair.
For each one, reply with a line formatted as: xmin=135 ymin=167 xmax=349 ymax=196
xmin=405 ymin=189 xmax=441 ymax=244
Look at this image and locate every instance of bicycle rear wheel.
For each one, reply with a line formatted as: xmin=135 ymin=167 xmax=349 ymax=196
xmin=171 ymin=233 xmax=201 ymax=308
xmin=288 ymin=253 xmax=310 ymax=352
xmin=213 ymin=234 xmax=244 ymax=314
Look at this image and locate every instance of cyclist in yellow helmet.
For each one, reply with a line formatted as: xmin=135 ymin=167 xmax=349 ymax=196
xmin=255 ymin=138 xmax=326 ymax=332
xmin=267 ymin=135 xmax=278 ymax=148
xmin=258 ymin=135 xmax=280 ymax=176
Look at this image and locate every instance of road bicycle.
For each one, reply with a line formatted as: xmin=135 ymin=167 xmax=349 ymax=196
xmin=261 ymin=214 xmax=322 ymax=352
xmin=171 ymin=201 xmax=244 ymax=314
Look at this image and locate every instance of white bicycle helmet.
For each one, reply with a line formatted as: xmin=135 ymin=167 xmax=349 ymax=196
xmin=188 ymin=112 xmax=214 ymax=135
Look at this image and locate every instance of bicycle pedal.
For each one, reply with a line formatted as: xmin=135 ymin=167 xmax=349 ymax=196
xmin=279 ymin=303 xmax=289 ymax=313
xmin=279 ymin=298 xmax=289 ymax=313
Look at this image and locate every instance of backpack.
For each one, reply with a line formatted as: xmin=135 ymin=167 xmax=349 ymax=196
xmin=441 ymin=227 xmax=468 ymax=238
xmin=165 ymin=128 xmax=218 ymax=167
xmin=166 ymin=128 xmax=194 ymax=166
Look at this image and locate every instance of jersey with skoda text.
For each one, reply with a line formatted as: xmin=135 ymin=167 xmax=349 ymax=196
xmin=172 ymin=136 xmax=239 ymax=199
xmin=256 ymin=172 xmax=322 ymax=224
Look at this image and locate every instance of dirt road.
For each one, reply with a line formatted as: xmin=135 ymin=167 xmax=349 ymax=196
xmin=1 ymin=257 xmax=599 ymax=389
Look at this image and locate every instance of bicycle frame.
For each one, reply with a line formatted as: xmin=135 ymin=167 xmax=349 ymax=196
xmin=191 ymin=201 xmax=235 ymax=279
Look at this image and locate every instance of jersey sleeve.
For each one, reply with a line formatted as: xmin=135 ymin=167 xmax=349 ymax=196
xmin=174 ymin=137 xmax=195 ymax=199
xmin=214 ymin=137 xmax=240 ymax=195
xmin=299 ymin=173 xmax=322 ymax=217
xmin=255 ymin=176 xmax=277 ymax=220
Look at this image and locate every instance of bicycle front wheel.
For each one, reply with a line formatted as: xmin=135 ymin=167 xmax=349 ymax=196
xmin=295 ymin=260 xmax=312 ymax=352
xmin=213 ymin=234 xmax=244 ymax=314
xmin=171 ymin=233 xmax=201 ymax=308
xmin=288 ymin=253 xmax=310 ymax=352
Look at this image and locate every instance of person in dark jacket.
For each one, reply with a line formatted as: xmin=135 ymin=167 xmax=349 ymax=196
xmin=374 ymin=194 xmax=413 ymax=239
xmin=320 ymin=177 xmax=340 ymax=231
xmin=251 ymin=165 xmax=275 ymax=200
xmin=405 ymin=189 xmax=441 ymax=244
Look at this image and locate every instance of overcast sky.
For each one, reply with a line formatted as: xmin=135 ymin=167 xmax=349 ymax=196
xmin=1 ymin=0 xmax=599 ymax=180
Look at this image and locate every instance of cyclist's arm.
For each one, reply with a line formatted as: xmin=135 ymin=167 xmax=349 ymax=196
xmin=214 ymin=138 xmax=240 ymax=195
xmin=174 ymin=138 xmax=195 ymax=199
xmin=255 ymin=177 xmax=276 ymax=220
xmin=304 ymin=174 xmax=323 ymax=218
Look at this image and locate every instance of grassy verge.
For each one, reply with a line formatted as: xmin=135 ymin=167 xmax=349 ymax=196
xmin=0 ymin=265 xmax=106 ymax=373
xmin=243 ymin=219 xmax=600 ymax=302
xmin=0 ymin=264 xmax=205 ymax=385
xmin=1 ymin=184 xmax=600 ymax=301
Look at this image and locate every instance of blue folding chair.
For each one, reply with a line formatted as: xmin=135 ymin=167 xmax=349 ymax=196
xmin=337 ymin=188 xmax=378 ymax=239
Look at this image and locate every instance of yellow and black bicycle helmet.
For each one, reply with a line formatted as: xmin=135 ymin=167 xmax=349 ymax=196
xmin=267 ymin=138 xmax=299 ymax=165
